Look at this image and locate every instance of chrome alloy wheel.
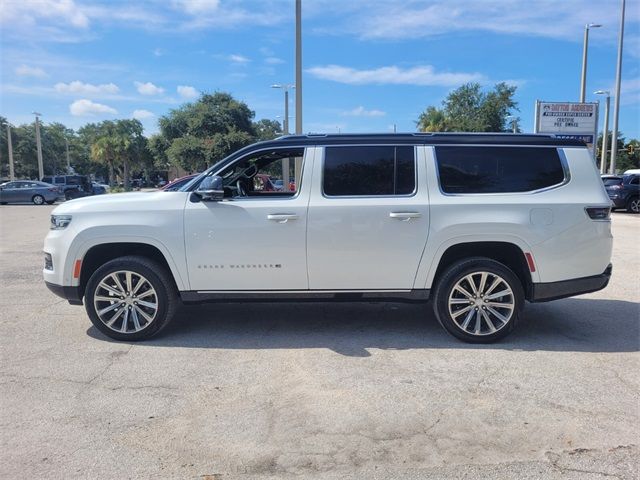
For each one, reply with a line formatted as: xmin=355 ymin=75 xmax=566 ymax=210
xmin=93 ymin=270 xmax=158 ymax=334
xmin=448 ymin=271 xmax=515 ymax=336
xmin=631 ymin=198 xmax=640 ymax=213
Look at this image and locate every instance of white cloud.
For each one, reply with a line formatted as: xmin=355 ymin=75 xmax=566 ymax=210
xmin=307 ymin=64 xmax=486 ymax=87
xmin=134 ymin=81 xmax=165 ymax=95
xmin=177 ymin=85 xmax=199 ymax=99
xmin=265 ymin=57 xmax=285 ymax=65
xmin=342 ymin=106 xmax=386 ymax=117
xmin=55 ymin=81 xmax=119 ymax=95
xmin=15 ymin=65 xmax=48 ymax=78
xmin=173 ymin=0 xmax=220 ymax=15
xmin=153 ymin=48 xmax=165 ymax=57
xmin=132 ymin=109 xmax=154 ymax=119
xmin=325 ymin=0 xmax=630 ymax=44
xmin=229 ymin=54 xmax=250 ymax=64
xmin=69 ymin=99 xmax=117 ymax=116
xmin=1 ymin=0 xmax=89 ymax=28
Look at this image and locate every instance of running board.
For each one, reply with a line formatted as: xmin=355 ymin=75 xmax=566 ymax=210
xmin=180 ymin=289 xmax=430 ymax=304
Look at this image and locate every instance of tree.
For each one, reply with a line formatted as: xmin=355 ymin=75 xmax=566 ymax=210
xmin=254 ymin=119 xmax=283 ymax=141
xmin=417 ymin=82 xmax=519 ymax=133
xmin=154 ymin=92 xmax=257 ymax=172
xmin=417 ymin=106 xmax=449 ymax=132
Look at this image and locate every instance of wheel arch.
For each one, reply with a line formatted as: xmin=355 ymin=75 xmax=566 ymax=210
xmin=426 ymin=240 xmax=536 ymax=300
xmin=75 ymin=240 xmax=186 ymax=299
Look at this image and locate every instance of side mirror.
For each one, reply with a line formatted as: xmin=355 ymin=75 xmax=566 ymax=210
xmin=195 ymin=175 xmax=224 ymax=201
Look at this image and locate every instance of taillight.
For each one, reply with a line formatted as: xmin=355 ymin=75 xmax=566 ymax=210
xmin=585 ymin=207 xmax=611 ymax=220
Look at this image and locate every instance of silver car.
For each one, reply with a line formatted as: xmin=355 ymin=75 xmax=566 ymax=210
xmin=0 ymin=180 xmax=62 ymax=205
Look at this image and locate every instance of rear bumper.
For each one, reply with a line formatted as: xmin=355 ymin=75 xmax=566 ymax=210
xmin=45 ymin=281 xmax=83 ymax=305
xmin=608 ymin=195 xmax=627 ymax=208
xmin=530 ymin=264 xmax=612 ymax=302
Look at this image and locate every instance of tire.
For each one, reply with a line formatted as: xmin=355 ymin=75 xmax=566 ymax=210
xmin=46 ymin=200 xmax=56 ymax=205
xmin=85 ymin=255 xmax=178 ymax=341
xmin=432 ymin=257 xmax=524 ymax=343
xmin=32 ymin=194 xmax=45 ymax=205
xmin=627 ymin=197 xmax=639 ymax=214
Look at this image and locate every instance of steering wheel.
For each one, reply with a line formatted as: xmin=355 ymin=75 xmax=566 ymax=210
xmin=240 ymin=164 xmax=258 ymax=179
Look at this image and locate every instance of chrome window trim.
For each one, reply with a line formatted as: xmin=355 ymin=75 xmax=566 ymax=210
xmin=320 ymin=144 xmax=418 ymax=200
xmin=432 ymin=145 xmax=571 ymax=197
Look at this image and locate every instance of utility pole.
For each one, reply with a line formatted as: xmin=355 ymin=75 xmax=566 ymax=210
xmin=295 ymin=0 xmax=302 ymax=135
xmin=33 ymin=112 xmax=44 ymax=179
xmin=610 ymin=0 xmax=625 ymax=174
xmin=294 ymin=0 xmax=303 ymax=188
xmin=595 ymin=91 xmax=610 ymax=173
xmin=65 ymin=137 xmax=71 ymax=172
xmin=7 ymin=123 xmax=15 ymax=181
xmin=579 ymin=24 xmax=601 ymax=102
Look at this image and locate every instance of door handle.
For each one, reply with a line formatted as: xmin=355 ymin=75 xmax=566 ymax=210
xmin=389 ymin=212 xmax=422 ymax=221
xmin=267 ymin=214 xmax=299 ymax=223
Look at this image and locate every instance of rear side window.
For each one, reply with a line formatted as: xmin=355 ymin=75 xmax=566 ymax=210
xmin=435 ymin=146 xmax=565 ymax=194
xmin=323 ymin=146 xmax=415 ymax=196
xmin=603 ymin=178 xmax=623 ymax=186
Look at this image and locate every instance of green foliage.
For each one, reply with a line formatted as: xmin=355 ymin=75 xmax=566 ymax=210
xmin=596 ymin=132 xmax=639 ymax=173
xmin=417 ymin=82 xmax=520 ymax=133
xmin=155 ymin=91 xmax=261 ymax=172
xmin=254 ymin=119 xmax=283 ymax=141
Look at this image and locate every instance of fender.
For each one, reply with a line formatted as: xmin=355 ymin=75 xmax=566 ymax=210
xmin=413 ymin=233 xmax=540 ymax=289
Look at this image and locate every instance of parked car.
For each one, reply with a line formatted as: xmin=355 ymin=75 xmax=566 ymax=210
xmin=161 ymin=174 xmax=199 ymax=192
xmin=91 ymin=181 xmax=109 ymax=195
xmin=44 ymin=133 xmax=612 ymax=343
xmin=41 ymin=175 xmax=100 ymax=200
xmin=602 ymin=174 xmax=639 ymax=213
xmin=0 ymin=180 xmax=62 ymax=205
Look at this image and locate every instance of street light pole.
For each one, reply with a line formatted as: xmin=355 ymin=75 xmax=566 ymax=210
xmin=271 ymin=84 xmax=294 ymax=134
xmin=595 ymin=91 xmax=610 ymax=174
xmin=33 ymin=112 xmax=44 ymax=180
xmin=580 ymin=23 xmax=602 ymax=102
xmin=610 ymin=0 xmax=625 ymax=174
xmin=295 ymin=0 xmax=302 ymax=135
xmin=65 ymin=137 xmax=71 ymax=172
xmin=7 ymin=123 xmax=15 ymax=181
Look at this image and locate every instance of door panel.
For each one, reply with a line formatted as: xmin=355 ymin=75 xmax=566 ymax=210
xmin=307 ymin=146 xmax=430 ymax=290
xmin=183 ymin=147 xmax=316 ymax=291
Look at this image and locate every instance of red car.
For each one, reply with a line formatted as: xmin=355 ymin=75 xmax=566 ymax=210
xmin=160 ymin=174 xmax=199 ymax=192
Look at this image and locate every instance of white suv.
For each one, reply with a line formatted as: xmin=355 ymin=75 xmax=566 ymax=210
xmin=43 ymin=134 xmax=613 ymax=343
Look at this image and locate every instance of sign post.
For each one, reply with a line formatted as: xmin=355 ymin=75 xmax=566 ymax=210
xmin=534 ymin=101 xmax=599 ymax=161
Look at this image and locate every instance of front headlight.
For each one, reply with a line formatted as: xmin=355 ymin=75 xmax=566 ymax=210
xmin=50 ymin=215 xmax=72 ymax=230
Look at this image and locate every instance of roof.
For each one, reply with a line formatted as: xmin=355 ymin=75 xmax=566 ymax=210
xmin=264 ymin=133 xmax=586 ymax=147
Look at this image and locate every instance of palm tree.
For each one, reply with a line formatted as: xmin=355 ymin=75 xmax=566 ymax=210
xmin=417 ymin=106 xmax=449 ymax=132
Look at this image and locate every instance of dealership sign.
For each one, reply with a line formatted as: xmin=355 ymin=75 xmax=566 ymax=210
xmin=534 ymin=101 xmax=599 ymax=157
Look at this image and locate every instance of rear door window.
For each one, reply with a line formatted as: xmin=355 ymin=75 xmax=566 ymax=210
xmin=435 ymin=146 xmax=565 ymax=194
xmin=323 ymin=146 xmax=415 ymax=196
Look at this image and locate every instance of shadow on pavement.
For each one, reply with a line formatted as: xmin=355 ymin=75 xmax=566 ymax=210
xmin=87 ymin=297 xmax=640 ymax=356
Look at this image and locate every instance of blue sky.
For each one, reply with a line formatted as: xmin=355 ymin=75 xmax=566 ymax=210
xmin=1 ymin=0 xmax=639 ymax=139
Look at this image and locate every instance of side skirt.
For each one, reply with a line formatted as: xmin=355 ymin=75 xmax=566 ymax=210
xmin=180 ymin=289 xmax=430 ymax=304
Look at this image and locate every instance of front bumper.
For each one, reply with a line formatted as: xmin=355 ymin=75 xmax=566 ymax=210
xmin=530 ymin=264 xmax=612 ymax=302
xmin=45 ymin=281 xmax=83 ymax=305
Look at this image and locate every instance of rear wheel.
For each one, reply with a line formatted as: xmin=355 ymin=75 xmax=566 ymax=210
xmin=627 ymin=197 xmax=639 ymax=214
xmin=433 ymin=257 xmax=524 ymax=343
xmin=32 ymin=195 xmax=45 ymax=205
xmin=85 ymin=255 xmax=178 ymax=341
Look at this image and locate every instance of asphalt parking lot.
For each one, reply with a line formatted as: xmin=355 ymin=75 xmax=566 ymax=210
xmin=1 ymin=204 xmax=638 ymax=479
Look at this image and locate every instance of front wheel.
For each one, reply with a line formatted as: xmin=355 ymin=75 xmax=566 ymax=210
xmin=627 ymin=197 xmax=639 ymax=214
xmin=85 ymin=256 xmax=178 ymax=341
xmin=432 ymin=257 xmax=524 ymax=343
xmin=32 ymin=194 xmax=45 ymax=205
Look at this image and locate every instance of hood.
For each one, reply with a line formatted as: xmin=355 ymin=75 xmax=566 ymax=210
xmin=52 ymin=191 xmax=189 ymax=215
